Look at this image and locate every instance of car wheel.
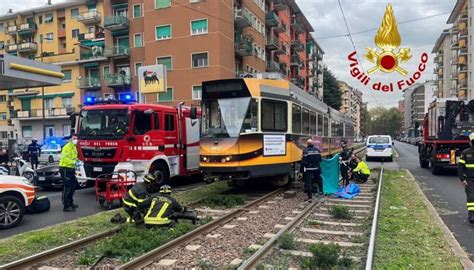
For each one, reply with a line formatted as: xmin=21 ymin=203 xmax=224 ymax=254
xmin=23 ymin=172 xmax=35 ymax=185
xmin=48 ymin=156 xmax=54 ymax=163
xmin=0 ymin=195 xmax=25 ymax=229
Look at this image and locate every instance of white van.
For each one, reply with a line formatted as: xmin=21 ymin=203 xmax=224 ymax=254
xmin=366 ymin=135 xmax=393 ymax=162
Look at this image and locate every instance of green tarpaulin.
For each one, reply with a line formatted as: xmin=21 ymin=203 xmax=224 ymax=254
xmin=321 ymin=154 xmax=340 ymax=195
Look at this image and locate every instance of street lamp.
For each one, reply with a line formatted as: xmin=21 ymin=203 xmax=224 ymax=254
xmin=39 ymin=35 xmax=54 ymax=144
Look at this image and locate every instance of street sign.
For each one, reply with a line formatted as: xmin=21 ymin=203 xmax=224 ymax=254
xmin=138 ymin=65 xmax=167 ymax=94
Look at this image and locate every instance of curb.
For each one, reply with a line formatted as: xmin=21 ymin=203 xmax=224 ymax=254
xmin=404 ymin=169 xmax=474 ymax=269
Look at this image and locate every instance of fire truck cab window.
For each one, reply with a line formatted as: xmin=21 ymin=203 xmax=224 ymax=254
xmin=134 ymin=111 xmax=152 ymax=135
xmin=154 ymin=113 xmax=160 ymax=130
xmin=165 ymin=114 xmax=175 ymax=131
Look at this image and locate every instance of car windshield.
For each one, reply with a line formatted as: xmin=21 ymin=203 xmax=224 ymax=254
xmin=42 ymin=144 xmax=60 ymax=151
xmin=369 ymin=137 xmax=390 ymax=144
xmin=79 ymin=109 xmax=129 ymax=139
xmin=201 ymin=97 xmax=251 ymax=138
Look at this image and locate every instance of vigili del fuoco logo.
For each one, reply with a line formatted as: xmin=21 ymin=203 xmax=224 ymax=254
xmin=347 ymin=3 xmax=428 ymax=92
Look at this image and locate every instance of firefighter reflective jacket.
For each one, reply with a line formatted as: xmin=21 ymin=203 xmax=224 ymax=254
xmin=59 ymin=141 xmax=78 ymax=169
xmin=144 ymin=194 xmax=183 ymax=225
xmin=301 ymin=145 xmax=322 ymax=171
xmin=458 ymin=147 xmax=474 ymax=180
xmin=122 ymin=182 xmax=151 ymax=209
xmin=353 ymin=161 xmax=371 ymax=176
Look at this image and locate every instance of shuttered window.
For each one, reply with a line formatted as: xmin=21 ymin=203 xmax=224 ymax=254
xmin=191 ymin=19 xmax=208 ymax=35
xmin=158 ymin=88 xmax=173 ymax=102
xmin=155 ymin=25 xmax=171 ymax=40
xmin=155 ymin=0 xmax=171 ymax=9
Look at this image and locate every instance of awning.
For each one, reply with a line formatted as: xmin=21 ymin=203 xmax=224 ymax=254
xmin=112 ymin=3 xmax=128 ymax=9
xmin=111 ymin=29 xmax=129 ymax=37
xmin=84 ymin=62 xmax=99 ymax=68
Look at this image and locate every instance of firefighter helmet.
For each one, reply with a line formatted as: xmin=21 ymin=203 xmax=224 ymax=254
xmin=159 ymin=185 xmax=172 ymax=194
xmin=143 ymin=173 xmax=157 ymax=183
xmin=470 ymin=133 xmax=474 ymax=141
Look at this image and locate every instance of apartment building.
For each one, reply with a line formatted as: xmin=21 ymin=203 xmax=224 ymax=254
xmin=406 ymin=81 xmax=435 ymax=137
xmin=0 ymin=0 xmax=324 ymax=143
xmin=338 ymin=81 xmax=363 ymax=137
xmin=398 ymin=100 xmax=404 ymax=113
xmin=432 ymin=29 xmax=453 ymax=99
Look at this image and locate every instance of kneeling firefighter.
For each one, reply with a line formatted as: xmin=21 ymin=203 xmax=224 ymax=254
xmin=122 ymin=173 xmax=156 ymax=223
xmin=144 ymin=185 xmax=185 ymax=226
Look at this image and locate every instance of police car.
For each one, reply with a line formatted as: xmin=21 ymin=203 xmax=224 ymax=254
xmin=366 ymin=135 xmax=394 ymax=162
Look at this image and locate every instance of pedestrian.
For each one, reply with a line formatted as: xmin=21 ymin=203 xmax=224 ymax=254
xmin=59 ymin=134 xmax=79 ymax=212
xmin=340 ymin=141 xmax=351 ymax=186
xmin=122 ymin=173 xmax=156 ymax=223
xmin=351 ymin=156 xmax=371 ymax=183
xmin=457 ymin=133 xmax=474 ymax=223
xmin=27 ymin=138 xmax=41 ymax=170
xmin=301 ymin=139 xmax=322 ymax=202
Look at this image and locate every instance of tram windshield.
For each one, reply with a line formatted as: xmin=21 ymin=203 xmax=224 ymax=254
xmin=201 ymin=97 xmax=251 ymax=138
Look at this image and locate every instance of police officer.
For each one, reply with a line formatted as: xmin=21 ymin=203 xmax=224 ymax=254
xmin=340 ymin=141 xmax=351 ymax=187
xmin=27 ymin=138 xmax=41 ymax=170
xmin=144 ymin=185 xmax=183 ymax=227
xmin=59 ymin=134 xmax=79 ymax=212
xmin=301 ymin=139 xmax=322 ymax=202
xmin=457 ymin=133 xmax=474 ymax=223
xmin=122 ymin=173 xmax=156 ymax=223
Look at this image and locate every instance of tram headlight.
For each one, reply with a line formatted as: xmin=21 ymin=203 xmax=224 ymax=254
xmin=202 ymin=156 xmax=208 ymax=161
xmin=225 ymin=156 xmax=232 ymax=162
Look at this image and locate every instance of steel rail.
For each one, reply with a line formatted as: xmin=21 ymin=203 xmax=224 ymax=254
xmin=365 ymin=165 xmax=384 ymax=270
xmin=118 ymin=189 xmax=283 ymax=270
xmin=0 ymin=227 xmax=120 ymax=270
xmin=238 ymin=199 xmax=320 ymax=270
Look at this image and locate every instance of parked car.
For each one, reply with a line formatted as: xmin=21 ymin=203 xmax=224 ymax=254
xmin=366 ymin=135 xmax=394 ymax=162
xmin=39 ymin=144 xmax=62 ymax=164
xmin=35 ymin=164 xmax=62 ymax=189
xmin=0 ymin=175 xmax=36 ymax=229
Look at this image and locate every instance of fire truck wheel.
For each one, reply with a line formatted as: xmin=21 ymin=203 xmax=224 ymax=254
xmin=150 ymin=162 xmax=169 ymax=191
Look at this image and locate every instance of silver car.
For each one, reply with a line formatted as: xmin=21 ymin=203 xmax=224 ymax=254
xmin=39 ymin=144 xmax=62 ymax=164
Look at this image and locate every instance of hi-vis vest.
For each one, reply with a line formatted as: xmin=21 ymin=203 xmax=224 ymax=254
xmin=144 ymin=195 xmax=182 ymax=225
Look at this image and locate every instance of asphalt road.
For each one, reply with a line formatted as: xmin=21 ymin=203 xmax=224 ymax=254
xmin=0 ymin=178 xmax=205 ymax=239
xmin=394 ymin=141 xmax=474 ymax=261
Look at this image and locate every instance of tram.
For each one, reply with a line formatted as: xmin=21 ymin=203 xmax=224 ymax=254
xmin=199 ymin=78 xmax=354 ymax=184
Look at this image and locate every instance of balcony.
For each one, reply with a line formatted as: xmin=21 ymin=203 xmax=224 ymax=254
xmin=459 ymin=66 xmax=468 ymax=74
xmin=451 ymin=26 xmax=459 ymax=34
xmin=460 ymin=48 xmax=468 ymax=55
xmin=15 ymin=108 xmax=70 ymax=119
xmin=291 ymin=39 xmax=304 ymax=52
xmin=272 ymin=22 xmax=285 ymax=34
xmin=459 ymin=81 xmax=468 ymax=89
xmin=266 ymin=35 xmax=280 ymax=50
xmin=234 ymin=9 xmax=252 ymax=28
xmin=290 ymin=54 xmax=301 ymax=66
xmin=459 ymin=29 xmax=468 ymax=39
xmin=105 ymin=74 xmax=131 ymax=88
xmin=104 ymin=15 xmax=129 ymax=31
xmin=235 ymin=39 xmax=253 ymax=57
xmin=459 ymin=14 xmax=468 ymax=22
xmin=450 ymin=41 xmax=459 ymax=50
xmin=5 ymin=44 xmax=18 ymax=53
xmin=80 ymin=48 xmax=105 ymax=61
xmin=77 ymin=76 xmax=101 ymax=89
xmin=77 ymin=10 xmax=102 ymax=24
xmin=291 ymin=76 xmax=305 ymax=87
xmin=266 ymin=60 xmax=280 ymax=72
xmin=434 ymin=55 xmax=443 ymax=63
xmin=272 ymin=0 xmax=286 ymax=11
xmin=451 ymin=72 xmax=459 ymax=80
xmin=18 ymin=42 xmax=37 ymax=53
xmin=104 ymin=45 xmax=130 ymax=58
xmin=265 ymin=11 xmax=280 ymax=27
xmin=5 ymin=25 xmax=17 ymax=35
xmin=451 ymin=58 xmax=459 ymax=65
xmin=78 ymin=32 xmax=104 ymax=41
xmin=274 ymin=43 xmax=285 ymax=55
xmin=58 ymin=28 xmax=66 ymax=38
xmin=17 ymin=22 xmax=37 ymax=36
xmin=291 ymin=19 xmax=304 ymax=34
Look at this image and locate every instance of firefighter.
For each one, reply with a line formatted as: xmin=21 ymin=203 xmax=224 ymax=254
xmin=27 ymin=138 xmax=41 ymax=170
xmin=457 ymin=133 xmax=474 ymax=223
xmin=301 ymin=139 xmax=322 ymax=202
xmin=351 ymin=156 xmax=371 ymax=183
xmin=340 ymin=141 xmax=351 ymax=187
xmin=144 ymin=185 xmax=184 ymax=227
xmin=59 ymin=134 xmax=79 ymax=212
xmin=122 ymin=173 xmax=156 ymax=223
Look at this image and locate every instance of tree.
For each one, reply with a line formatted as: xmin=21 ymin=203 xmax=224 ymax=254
xmin=360 ymin=105 xmax=370 ymax=136
xmin=367 ymin=107 xmax=403 ymax=137
xmin=323 ymin=67 xmax=342 ymax=110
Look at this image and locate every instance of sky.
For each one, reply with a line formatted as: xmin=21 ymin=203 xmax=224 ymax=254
xmin=0 ymin=0 xmax=457 ymax=108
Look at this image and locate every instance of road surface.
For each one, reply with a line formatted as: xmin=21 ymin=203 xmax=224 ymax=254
xmin=394 ymin=141 xmax=474 ymax=260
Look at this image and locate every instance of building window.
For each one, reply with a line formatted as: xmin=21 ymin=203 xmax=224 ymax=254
xmin=0 ymin=131 xmax=7 ymax=138
xmin=192 ymin=85 xmax=202 ymax=100
xmin=0 ymin=113 xmax=6 ymax=121
xmin=62 ymin=97 xmax=72 ymax=108
xmin=156 ymin=56 xmax=172 ymax=70
xmin=103 ymin=65 xmax=110 ymax=77
xmin=71 ymin=8 xmax=79 ymax=19
xmin=63 ymin=124 xmax=71 ymax=137
xmin=0 ymin=95 xmax=6 ymax=102
xmin=38 ymin=15 xmax=43 ymax=24
xmin=0 ymin=23 xmax=3 ymax=32
xmin=192 ymin=52 xmax=208 ymax=68
xmin=45 ymin=13 xmax=53 ymax=23
xmin=0 ymin=41 xmax=4 ymax=50
xmin=62 ymin=70 xmax=72 ymax=81
xmin=134 ymin=62 xmax=142 ymax=76
xmin=155 ymin=0 xmax=171 ymax=9
xmin=72 ymin=29 xmax=79 ymax=38
xmin=155 ymin=25 xmax=171 ymax=40
xmin=158 ymin=87 xmax=173 ymax=102
xmin=133 ymin=4 xmax=142 ymax=18
xmin=191 ymin=19 xmax=208 ymax=35
xmin=45 ymin=99 xmax=53 ymax=110
xmin=22 ymin=126 xmax=32 ymax=138
xmin=134 ymin=33 xmax=143 ymax=47
xmin=46 ymin=33 xmax=54 ymax=42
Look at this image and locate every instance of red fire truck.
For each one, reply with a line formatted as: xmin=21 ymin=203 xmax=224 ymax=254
xmin=73 ymin=99 xmax=201 ymax=185
xmin=418 ymin=98 xmax=474 ymax=174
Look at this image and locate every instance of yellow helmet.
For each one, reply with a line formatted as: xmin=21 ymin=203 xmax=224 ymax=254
xmin=159 ymin=185 xmax=172 ymax=194
xmin=143 ymin=173 xmax=156 ymax=183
